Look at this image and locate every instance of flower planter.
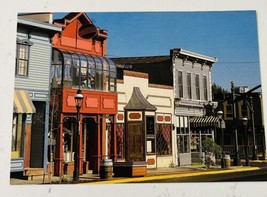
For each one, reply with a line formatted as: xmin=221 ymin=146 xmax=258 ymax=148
xmin=113 ymin=161 xmax=147 ymax=177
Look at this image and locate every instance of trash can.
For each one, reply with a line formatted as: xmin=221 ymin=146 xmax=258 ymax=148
xmin=100 ymin=159 xmax=113 ymax=179
xmin=223 ymin=154 xmax=231 ymax=169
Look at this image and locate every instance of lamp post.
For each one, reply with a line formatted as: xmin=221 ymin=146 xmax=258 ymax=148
xmin=249 ymin=96 xmax=258 ymax=160
xmin=242 ymin=117 xmax=249 ymax=166
xmin=217 ymin=110 xmax=224 ymax=168
xmin=231 ymin=81 xmax=240 ymax=166
xmin=73 ymin=89 xmax=83 ymax=182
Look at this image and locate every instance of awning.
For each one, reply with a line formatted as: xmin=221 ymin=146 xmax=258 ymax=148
xmin=190 ymin=116 xmax=225 ymax=128
xmin=13 ymin=90 xmax=36 ymax=113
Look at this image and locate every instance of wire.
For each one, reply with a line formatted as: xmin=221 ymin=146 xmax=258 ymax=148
xmin=216 ymin=61 xmax=259 ymax=64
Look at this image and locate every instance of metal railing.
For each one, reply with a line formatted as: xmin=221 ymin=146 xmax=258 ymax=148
xmin=223 ymin=145 xmax=263 ymax=158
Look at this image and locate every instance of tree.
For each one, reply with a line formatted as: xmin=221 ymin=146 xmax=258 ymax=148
xmin=212 ymin=83 xmax=229 ymax=94
xmin=202 ymin=138 xmax=222 ymax=169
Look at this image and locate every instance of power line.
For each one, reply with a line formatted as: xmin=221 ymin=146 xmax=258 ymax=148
xmin=216 ymin=61 xmax=259 ymax=64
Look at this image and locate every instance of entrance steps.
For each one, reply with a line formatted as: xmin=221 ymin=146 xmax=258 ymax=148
xmin=24 ymin=168 xmax=46 ymax=181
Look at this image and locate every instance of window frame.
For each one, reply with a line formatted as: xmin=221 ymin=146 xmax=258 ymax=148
xmin=11 ymin=113 xmax=26 ymax=158
xmin=15 ymin=43 xmax=31 ymax=77
xmin=195 ymin=74 xmax=200 ymax=100
xmin=187 ymin=73 xmax=192 ymax=99
xmin=51 ymin=49 xmax=117 ymax=92
xmin=178 ymin=71 xmax=183 ymax=98
xmin=203 ymin=75 xmax=208 ymax=101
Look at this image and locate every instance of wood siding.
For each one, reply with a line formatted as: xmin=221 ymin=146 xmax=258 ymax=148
xmin=15 ymin=31 xmax=52 ymax=99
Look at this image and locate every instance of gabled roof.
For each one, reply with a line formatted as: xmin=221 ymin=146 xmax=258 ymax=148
xmin=53 ymin=12 xmax=108 ymax=39
xmin=53 ymin=12 xmax=93 ymax=27
xmin=124 ymin=87 xmax=157 ymax=111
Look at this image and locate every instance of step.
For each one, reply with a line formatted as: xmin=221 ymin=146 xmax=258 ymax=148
xmin=24 ymin=168 xmax=46 ymax=181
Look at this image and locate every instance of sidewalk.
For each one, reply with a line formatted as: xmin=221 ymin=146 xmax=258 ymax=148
xmin=10 ymin=160 xmax=267 ymax=185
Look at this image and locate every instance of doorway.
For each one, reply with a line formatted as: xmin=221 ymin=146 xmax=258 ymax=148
xmin=84 ymin=117 xmax=99 ymax=173
xmin=30 ymin=101 xmax=45 ymax=168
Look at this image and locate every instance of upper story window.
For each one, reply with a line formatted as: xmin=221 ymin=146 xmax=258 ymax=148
xmin=15 ymin=43 xmax=30 ymax=77
xmin=225 ymin=103 xmax=233 ymax=119
xmin=178 ymin=71 xmax=183 ymax=98
xmin=51 ymin=49 xmax=117 ymax=92
xmin=187 ymin=73 xmax=192 ymax=99
xmin=203 ymin=76 xmax=208 ymax=101
xmin=195 ymin=74 xmax=200 ymax=100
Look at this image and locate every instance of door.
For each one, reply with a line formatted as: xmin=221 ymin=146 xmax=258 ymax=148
xmin=126 ymin=122 xmax=144 ymax=161
xmin=30 ymin=101 xmax=45 ymax=168
xmin=85 ymin=117 xmax=98 ymax=173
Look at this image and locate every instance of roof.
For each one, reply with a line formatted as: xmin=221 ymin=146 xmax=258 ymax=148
xmin=124 ymin=87 xmax=157 ymax=111
xmin=53 ymin=12 xmax=93 ymax=26
xmin=171 ymin=48 xmax=218 ymax=64
xmin=112 ymin=56 xmax=170 ymax=65
xmin=17 ymin=16 xmax=62 ymax=33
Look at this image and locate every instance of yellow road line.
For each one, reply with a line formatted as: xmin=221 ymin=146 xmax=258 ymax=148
xmin=87 ymin=167 xmax=260 ymax=184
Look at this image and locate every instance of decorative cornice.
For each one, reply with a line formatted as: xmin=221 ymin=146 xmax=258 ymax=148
xmin=124 ymin=70 xmax=148 ymax=79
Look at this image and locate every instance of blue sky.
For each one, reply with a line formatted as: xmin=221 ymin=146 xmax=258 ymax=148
xmin=54 ymin=11 xmax=261 ymax=91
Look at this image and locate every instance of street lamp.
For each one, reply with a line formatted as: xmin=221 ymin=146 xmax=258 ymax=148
xmin=242 ymin=117 xmax=249 ymax=166
xmin=217 ymin=110 xmax=224 ymax=168
xmin=231 ymin=81 xmax=240 ymax=166
xmin=73 ymin=89 xmax=83 ymax=182
xmin=249 ymin=96 xmax=258 ymax=160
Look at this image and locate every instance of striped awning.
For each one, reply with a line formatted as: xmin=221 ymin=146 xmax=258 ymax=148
xmin=190 ymin=116 xmax=225 ymax=128
xmin=13 ymin=90 xmax=36 ymax=113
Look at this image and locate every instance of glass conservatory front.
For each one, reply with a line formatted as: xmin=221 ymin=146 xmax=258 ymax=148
xmin=51 ymin=49 xmax=117 ymax=92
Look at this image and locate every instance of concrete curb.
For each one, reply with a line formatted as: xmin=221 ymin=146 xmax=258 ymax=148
xmin=88 ymin=167 xmax=261 ymax=184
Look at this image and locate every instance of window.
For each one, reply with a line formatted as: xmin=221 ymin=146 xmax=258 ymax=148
xmin=156 ymin=124 xmax=172 ymax=155
xmin=226 ymin=103 xmax=233 ymax=118
xmin=51 ymin=49 xmax=116 ymax=92
xmin=11 ymin=114 xmax=26 ymax=158
xmin=187 ymin=73 xmax=192 ymax=99
xmin=178 ymin=71 xmax=183 ymax=98
xmin=146 ymin=116 xmax=155 ymax=154
xmin=51 ymin=49 xmax=63 ymax=88
xmin=15 ymin=43 xmax=30 ymax=76
xmin=195 ymin=74 xmax=200 ymax=100
xmin=63 ymin=117 xmax=76 ymax=162
xmin=146 ymin=116 xmax=155 ymax=135
xmin=203 ymin=76 xmax=208 ymax=101
xmin=87 ymin=55 xmax=96 ymax=89
xmin=107 ymin=58 xmax=117 ymax=92
xmin=241 ymin=101 xmax=248 ymax=118
xmin=177 ymin=134 xmax=190 ymax=153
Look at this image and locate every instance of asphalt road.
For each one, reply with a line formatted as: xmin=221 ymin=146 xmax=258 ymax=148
xmin=133 ymin=168 xmax=267 ymax=183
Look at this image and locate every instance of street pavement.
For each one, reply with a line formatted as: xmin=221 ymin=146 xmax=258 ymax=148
xmin=9 ymin=160 xmax=267 ymax=185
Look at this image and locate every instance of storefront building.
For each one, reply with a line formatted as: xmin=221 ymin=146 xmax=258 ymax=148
xmin=113 ymin=49 xmax=219 ymax=166
xmin=171 ymin=49 xmax=218 ymax=164
xmin=51 ymin=13 xmax=117 ymax=175
xmin=116 ymin=70 xmax=174 ymax=168
xmin=12 ymin=14 xmax=61 ymax=175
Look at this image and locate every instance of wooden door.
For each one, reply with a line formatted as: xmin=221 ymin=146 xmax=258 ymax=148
xmin=126 ymin=122 xmax=144 ymax=161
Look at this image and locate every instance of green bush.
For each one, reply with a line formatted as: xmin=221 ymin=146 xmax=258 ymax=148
xmin=202 ymin=138 xmax=222 ymax=169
